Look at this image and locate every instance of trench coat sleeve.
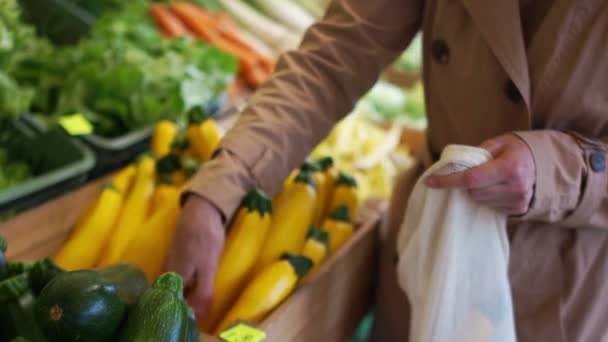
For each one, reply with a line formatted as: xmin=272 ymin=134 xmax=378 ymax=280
xmin=185 ymin=0 xmax=423 ymax=220
xmin=514 ymin=130 xmax=608 ymax=229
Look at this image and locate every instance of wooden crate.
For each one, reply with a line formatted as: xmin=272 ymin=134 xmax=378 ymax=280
xmin=0 ymin=181 xmax=385 ymax=342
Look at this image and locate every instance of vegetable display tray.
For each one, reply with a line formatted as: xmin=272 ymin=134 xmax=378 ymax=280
xmin=0 ymin=119 xmax=95 ymax=217
xmin=23 ymin=94 xmax=227 ymax=178
xmin=0 ymin=179 xmax=384 ymax=341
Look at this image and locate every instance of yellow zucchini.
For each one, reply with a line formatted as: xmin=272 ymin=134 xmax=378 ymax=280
xmin=317 ymin=156 xmax=339 ymax=219
xmin=322 ymin=205 xmax=355 ymax=254
xmin=214 ymin=255 xmax=312 ymax=334
xmin=120 ymin=185 xmax=181 ymax=282
xmin=300 ymin=227 xmax=329 ymax=279
xmin=187 ymin=110 xmax=222 ymax=162
xmin=149 ymin=181 xmax=179 ymax=218
xmin=97 ymin=156 xmax=156 ymax=267
xmin=152 ymin=119 xmax=178 ymax=158
xmin=300 ymin=161 xmax=327 ymax=226
xmin=254 ymin=171 xmax=317 ymax=272
xmin=327 ymin=172 xmax=358 ymax=221
xmin=54 ymin=166 xmax=136 ymax=270
xmin=201 ymin=189 xmax=272 ymax=333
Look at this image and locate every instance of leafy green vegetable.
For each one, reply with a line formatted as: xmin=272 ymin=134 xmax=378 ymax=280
xmin=403 ymin=81 xmax=426 ymax=120
xmin=0 ymin=120 xmax=33 ymax=191
xmin=394 ymin=32 xmax=422 ymax=73
xmin=4 ymin=1 xmax=237 ymax=137
xmin=0 ymin=0 xmax=43 ymax=118
xmin=0 ymin=72 xmax=34 ymax=117
xmin=356 ymin=80 xmax=426 ymax=125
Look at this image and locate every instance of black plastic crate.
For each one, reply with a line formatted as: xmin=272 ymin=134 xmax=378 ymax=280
xmin=0 ymin=118 xmax=95 ymax=218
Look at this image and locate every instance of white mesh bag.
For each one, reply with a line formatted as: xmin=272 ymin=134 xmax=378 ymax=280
xmin=396 ymin=145 xmax=517 ymax=342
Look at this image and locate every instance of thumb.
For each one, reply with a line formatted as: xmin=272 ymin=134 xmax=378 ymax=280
xmin=480 ymin=137 xmax=506 ymax=157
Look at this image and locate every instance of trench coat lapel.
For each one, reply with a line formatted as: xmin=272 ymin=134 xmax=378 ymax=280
xmin=461 ymin=0 xmax=531 ymax=110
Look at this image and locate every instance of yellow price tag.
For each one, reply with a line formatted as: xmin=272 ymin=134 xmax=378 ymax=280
xmin=219 ymin=323 xmax=266 ymax=342
xmin=58 ymin=113 xmax=93 ymax=136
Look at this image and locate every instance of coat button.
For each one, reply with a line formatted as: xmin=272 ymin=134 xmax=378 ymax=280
xmin=431 ymin=39 xmax=449 ymax=64
xmin=590 ymin=152 xmax=606 ymax=172
xmin=504 ymin=80 xmax=523 ymax=103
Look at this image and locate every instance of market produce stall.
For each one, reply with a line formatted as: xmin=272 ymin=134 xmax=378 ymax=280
xmin=0 ymin=172 xmax=385 ymax=341
xmin=1 ymin=0 xmax=425 ymax=340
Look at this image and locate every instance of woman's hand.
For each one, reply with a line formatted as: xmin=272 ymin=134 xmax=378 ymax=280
xmin=166 ymin=195 xmax=225 ymax=318
xmin=425 ymin=134 xmax=536 ymax=215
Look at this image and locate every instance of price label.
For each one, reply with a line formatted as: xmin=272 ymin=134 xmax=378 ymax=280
xmin=58 ymin=113 xmax=93 ymax=136
xmin=219 ymin=323 xmax=266 ymax=342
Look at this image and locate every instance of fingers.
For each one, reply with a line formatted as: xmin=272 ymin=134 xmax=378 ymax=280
xmin=468 ymin=183 xmax=518 ymax=202
xmin=426 ymin=134 xmax=536 ymax=215
xmin=166 ymin=221 xmax=197 ymax=289
xmin=186 ymin=252 xmax=221 ymax=318
xmin=165 ymin=196 xmax=226 ymax=318
xmin=426 ymin=161 xmax=506 ymax=189
xmin=479 ymin=138 xmax=505 ymax=157
xmin=468 ymin=183 xmax=532 ymax=215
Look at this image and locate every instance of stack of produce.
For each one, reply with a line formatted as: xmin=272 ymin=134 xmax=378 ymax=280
xmin=0 ymin=235 xmax=198 ymax=342
xmin=3 ymin=1 xmax=237 ymax=138
xmin=311 ymin=111 xmax=417 ymax=200
xmin=151 ymin=2 xmax=274 ymax=89
xmin=149 ymin=0 xmax=334 ymax=89
xmin=202 ymin=158 xmax=359 ymax=334
xmin=48 ymin=128 xmax=359 ymax=336
xmin=53 ymin=110 xmax=224 ymax=282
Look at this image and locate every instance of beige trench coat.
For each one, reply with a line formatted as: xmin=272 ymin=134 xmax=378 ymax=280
xmin=188 ymin=0 xmax=608 ymax=341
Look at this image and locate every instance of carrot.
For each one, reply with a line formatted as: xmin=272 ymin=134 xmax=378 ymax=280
xmin=203 ymin=10 xmax=253 ymax=50
xmin=228 ymin=78 xmax=246 ymax=96
xmin=171 ymin=2 xmax=275 ymax=82
xmin=210 ymin=37 xmax=259 ymax=69
xmin=171 ymin=2 xmax=219 ymax=42
xmin=180 ymin=3 xmax=276 ymax=67
xmin=244 ymin=67 xmax=270 ymax=88
xmin=150 ymin=4 xmax=192 ymax=38
xmin=259 ymin=59 xmax=275 ymax=74
xmin=172 ymin=3 xmax=261 ymax=72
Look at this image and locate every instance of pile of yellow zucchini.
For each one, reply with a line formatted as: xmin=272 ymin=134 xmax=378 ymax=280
xmin=54 ymin=112 xmax=223 ymax=282
xmin=205 ymin=157 xmax=359 ymax=334
xmin=51 ymin=112 xmax=360 ymax=336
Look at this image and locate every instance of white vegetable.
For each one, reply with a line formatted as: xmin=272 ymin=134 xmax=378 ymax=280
xmin=234 ymin=26 xmax=279 ymax=60
xmin=219 ymin=0 xmax=301 ymax=51
xmin=251 ymin=0 xmax=315 ymax=33
xmin=290 ymin=0 xmax=327 ymax=18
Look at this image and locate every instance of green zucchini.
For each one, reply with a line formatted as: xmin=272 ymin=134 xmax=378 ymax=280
xmin=0 ymin=248 xmax=6 ymax=281
xmin=118 ymin=272 xmax=188 ymax=342
xmin=28 ymin=259 xmax=64 ymax=295
xmin=0 ymin=236 xmax=6 ymax=281
xmin=184 ymin=306 xmax=199 ymax=342
xmin=35 ymin=264 xmax=148 ymax=342
xmin=0 ymin=273 xmax=47 ymax=341
xmin=0 ymin=291 xmax=47 ymax=342
xmin=97 ymin=263 xmax=148 ymax=306
xmin=0 ymin=274 xmax=29 ymax=303
xmin=5 ymin=261 xmax=35 ymax=277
